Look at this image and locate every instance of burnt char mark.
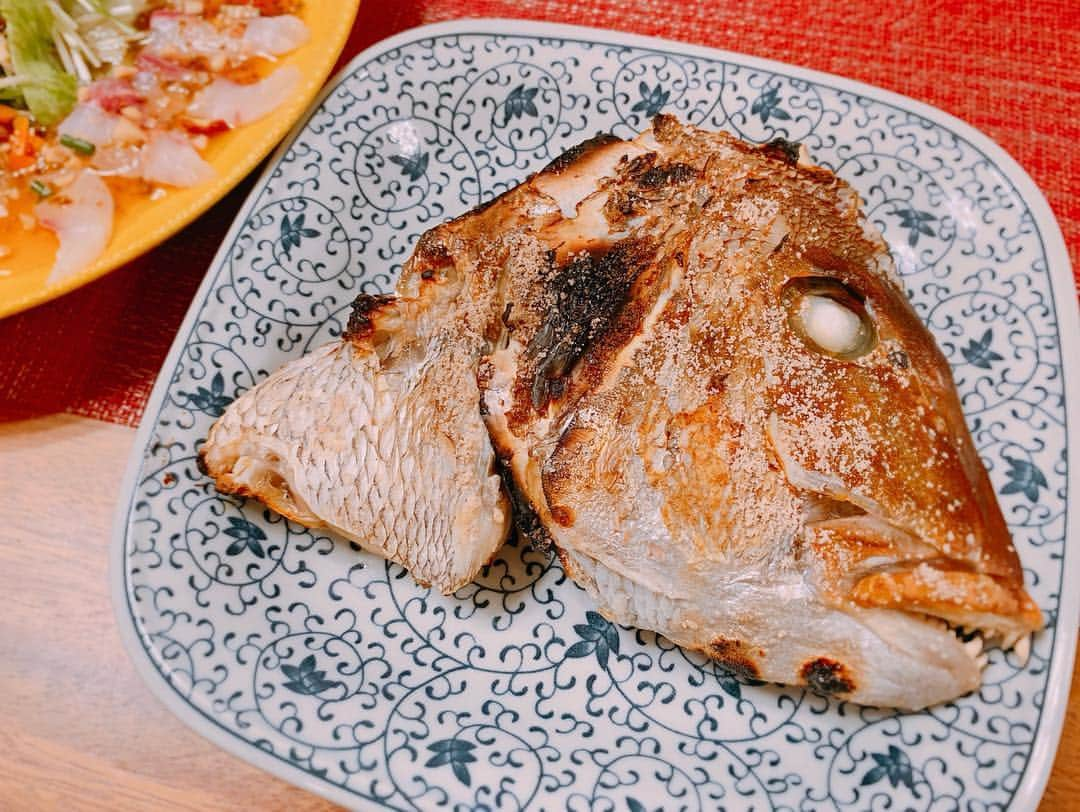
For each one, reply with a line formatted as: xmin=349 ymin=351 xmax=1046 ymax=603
xmin=343 ymin=293 xmax=396 ymax=342
xmin=622 ymin=153 xmax=698 ymax=189
xmin=889 ymin=348 xmax=911 ymax=369
xmin=603 ymin=155 xmax=697 ymax=224
xmin=650 ymin=113 xmax=683 ymax=143
xmin=636 ymin=161 xmax=697 ymax=189
xmin=495 ymin=456 xmax=553 ymax=551
xmin=708 ymin=637 xmax=762 ymax=681
xmin=527 ymin=238 xmax=656 ymax=410
xmin=411 ymin=233 xmax=453 ymax=275
xmin=605 ymin=190 xmax=642 ymax=220
xmin=761 ymin=137 xmax=802 ymax=166
xmin=541 ymin=133 xmax=624 ymax=176
xmin=624 ymin=153 xmax=656 ymax=177
xmin=462 ymin=135 xmax=620 ymax=219
xmin=800 ymin=657 xmax=856 ymax=695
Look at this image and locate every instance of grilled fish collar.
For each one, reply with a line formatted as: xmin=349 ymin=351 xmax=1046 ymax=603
xmin=199 ymin=259 xmax=513 ymax=594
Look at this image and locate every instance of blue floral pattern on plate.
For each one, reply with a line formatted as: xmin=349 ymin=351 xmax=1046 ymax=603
xmin=113 ymin=21 xmax=1075 ymax=811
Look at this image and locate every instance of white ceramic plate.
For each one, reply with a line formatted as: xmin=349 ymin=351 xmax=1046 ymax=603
xmin=112 ymin=19 xmax=1078 ymax=810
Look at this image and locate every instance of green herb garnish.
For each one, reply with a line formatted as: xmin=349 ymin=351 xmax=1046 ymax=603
xmin=29 ymin=179 xmax=54 ymax=198
xmin=60 ymin=132 xmax=96 ymax=155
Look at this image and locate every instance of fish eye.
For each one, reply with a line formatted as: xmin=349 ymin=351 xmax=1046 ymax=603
xmin=782 ymin=276 xmax=877 ymax=360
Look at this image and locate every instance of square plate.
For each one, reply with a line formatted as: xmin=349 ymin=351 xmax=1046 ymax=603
xmin=112 ymin=19 xmax=1077 ymax=810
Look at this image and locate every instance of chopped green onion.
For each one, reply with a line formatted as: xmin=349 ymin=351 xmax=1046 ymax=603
xmin=29 ymin=179 xmax=53 ymax=198
xmin=60 ymin=132 xmax=95 ymax=155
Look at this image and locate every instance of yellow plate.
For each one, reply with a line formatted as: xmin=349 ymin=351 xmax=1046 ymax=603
xmin=0 ymin=0 xmax=360 ymax=320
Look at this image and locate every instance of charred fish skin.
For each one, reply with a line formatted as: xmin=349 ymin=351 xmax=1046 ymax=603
xmin=201 ymin=115 xmax=1041 ymax=708
xmin=479 ymin=115 xmax=1041 ymax=710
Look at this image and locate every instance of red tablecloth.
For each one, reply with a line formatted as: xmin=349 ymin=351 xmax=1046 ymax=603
xmin=2 ymin=0 xmax=1076 ymax=427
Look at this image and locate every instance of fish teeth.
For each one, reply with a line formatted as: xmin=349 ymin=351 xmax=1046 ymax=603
xmin=963 ymin=635 xmax=984 ymax=658
xmin=1013 ymin=633 xmax=1032 ymax=667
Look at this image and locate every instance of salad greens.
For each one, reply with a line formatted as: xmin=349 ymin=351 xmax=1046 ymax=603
xmin=0 ymin=0 xmax=146 ymax=126
xmin=0 ymin=0 xmax=77 ymax=126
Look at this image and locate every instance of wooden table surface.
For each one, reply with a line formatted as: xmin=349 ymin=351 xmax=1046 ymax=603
xmin=2 ymin=414 xmax=1077 ymax=810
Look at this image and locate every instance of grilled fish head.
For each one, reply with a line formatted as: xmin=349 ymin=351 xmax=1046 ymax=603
xmin=762 ymin=234 xmax=1043 ymax=644
xmin=201 ymin=110 xmax=1042 ymax=708
xmin=749 ymin=226 xmax=1044 ymax=705
xmin=480 ymin=115 xmax=1042 ymax=708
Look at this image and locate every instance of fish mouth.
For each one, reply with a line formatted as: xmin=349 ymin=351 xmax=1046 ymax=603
xmin=803 ymin=511 xmax=1032 ymax=674
xmin=920 ymin=616 xmax=994 ymax=672
xmin=766 ymin=412 xmax=1040 ymax=667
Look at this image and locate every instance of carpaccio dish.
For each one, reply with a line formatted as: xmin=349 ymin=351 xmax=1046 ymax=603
xmin=0 ymin=1 xmax=309 ymax=282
